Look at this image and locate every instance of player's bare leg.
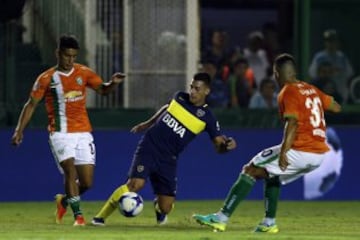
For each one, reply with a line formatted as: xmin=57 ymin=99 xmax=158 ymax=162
xmin=154 ymin=195 xmax=175 ymax=224
xmin=76 ymin=164 xmax=94 ymax=194
xmin=57 ymin=158 xmax=85 ymax=226
xmin=92 ymin=178 xmax=144 ymax=226
xmin=55 ymin=164 xmax=93 ymax=224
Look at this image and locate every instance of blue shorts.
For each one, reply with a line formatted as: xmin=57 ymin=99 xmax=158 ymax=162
xmin=128 ymin=148 xmax=177 ymax=196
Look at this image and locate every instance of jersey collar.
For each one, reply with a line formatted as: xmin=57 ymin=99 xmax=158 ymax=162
xmin=55 ymin=67 xmax=75 ymax=77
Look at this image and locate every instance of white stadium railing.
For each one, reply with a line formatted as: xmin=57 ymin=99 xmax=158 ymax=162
xmin=22 ymin=0 xmax=199 ymax=109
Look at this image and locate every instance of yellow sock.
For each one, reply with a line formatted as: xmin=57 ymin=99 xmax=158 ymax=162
xmin=95 ymin=184 xmax=129 ymax=219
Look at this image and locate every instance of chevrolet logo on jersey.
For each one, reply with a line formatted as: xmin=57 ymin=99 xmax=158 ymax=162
xmin=64 ymin=91 xmax=84 ymax=102
xmin=166 ymin=99 xmax=206 ymax=135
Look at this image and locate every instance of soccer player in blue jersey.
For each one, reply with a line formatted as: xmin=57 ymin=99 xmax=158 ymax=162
xmin=91 ymin=73 xmax=237 ymax=226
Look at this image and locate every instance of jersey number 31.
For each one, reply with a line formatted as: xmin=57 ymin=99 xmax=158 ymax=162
xmin=305 ymin=97 xmax=325 ymax=128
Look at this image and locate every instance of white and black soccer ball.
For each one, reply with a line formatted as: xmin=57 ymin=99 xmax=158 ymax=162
xmin=303 ymin=127 xmax=343 ymax=199
xmin=118 ymin=192 xmax=144 ymax=217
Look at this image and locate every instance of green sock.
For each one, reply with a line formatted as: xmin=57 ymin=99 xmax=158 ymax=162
xmin=221 ymin=173 xmax=255 ymax=217
xmin=67 ymin=196 xmax=82 ymax=217
xmin=61 ymin=195 xmax=68 ymax=208
xmin=264 ymin=177 xmax=281 ymax=218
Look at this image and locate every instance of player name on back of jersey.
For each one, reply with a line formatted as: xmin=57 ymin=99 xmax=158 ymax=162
xmin=162 ymin=113 xmax=186 ymax=138
xmin=299 ymin=88 xmax=316 ymax=96
xmin=297 ymin=84 xmax=326 ymax=139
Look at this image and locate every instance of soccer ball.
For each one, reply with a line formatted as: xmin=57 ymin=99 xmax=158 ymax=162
xmin=118 ymin=192 xmax=144 ymax=217
xmin=303 ymin=127 xmax=343 ymax=199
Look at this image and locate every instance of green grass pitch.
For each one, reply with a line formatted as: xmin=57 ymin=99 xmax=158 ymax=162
xmin=0 ymin=200 xmax=359 ymax=239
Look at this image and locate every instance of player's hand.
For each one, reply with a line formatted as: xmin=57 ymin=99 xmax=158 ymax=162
xmin=216 ymin=135 xmax=236 ymax=152
xmin=224 ymin=137 xmax=236 ymax=150
xmin=130 ymin=122 xmax=149 ymax=133
xmin=111 ymin=72 xmax=126 ymax=84
xmin=279 ymin=152 xmax=289 ymax=171
xmin=11 ymin=131 xmax=23 ymax=146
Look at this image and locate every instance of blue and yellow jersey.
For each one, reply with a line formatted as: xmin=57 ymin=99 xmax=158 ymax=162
xmin=139 ymin=91 xmax=221 ymax=156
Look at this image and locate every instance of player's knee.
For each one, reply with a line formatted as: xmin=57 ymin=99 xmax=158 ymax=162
xmin=242 ymin=164 xmax=254 ymax=175
xmin=242 ymin=163 xmax=265 ymax=179
xmin=126 ymin=179 xmax=145 ymax=192
xmin=60 ymin=158 xmax=75 ymax=170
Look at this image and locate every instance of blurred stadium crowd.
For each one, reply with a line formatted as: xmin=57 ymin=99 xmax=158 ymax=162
xmin=201 ymin=27 xmax=353 ymax=110
xmin=1 ymin=0 xmax=359 ymax=116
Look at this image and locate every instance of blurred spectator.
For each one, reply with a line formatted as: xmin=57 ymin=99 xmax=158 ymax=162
xmin=0 ymin=0 xmax=26 ymax=23
xmin=311 ymin=61 xmax=343 ymax=103
xmin=111 ymin=31 xmax=123 ymax=72
xmin=228 ymin=58 xmax=254 ymax=108
xmin=309 ymin=29 xmax=353 ymax=103
xmin=202 ymin=29 xmax=231 ymax=72
xmin=157 ymin=31 xmax=186 ymax=70
xmin=243 ymin=31 xmax=270 ymax=88
xmin=249 ymin=78 xmax=278 ymax=109
xmin=228 ymin=46 xmax=243 ymax=67
xmin=201 ymin=60 xmax=230 ymax=108
xmin=262 ymin=22 xmax=280 ymax=65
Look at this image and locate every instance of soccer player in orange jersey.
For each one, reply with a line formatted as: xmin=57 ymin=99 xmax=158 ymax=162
xmin=11 ymin=34 xmax=125 ymax=226
xmin=193 ymin=53 xmax=341 ymax=233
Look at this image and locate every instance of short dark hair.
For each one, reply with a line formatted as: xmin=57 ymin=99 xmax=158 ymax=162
xmin=201 ymin=58 xmax=217 ymax=66
xmin=248 ymin=31 xmax=264 ymax=41
xmin=323 ymin=29 xmax=338 ymax=41
xmin=211 ymin=29 xmax=226 ymax=36
xmin=274 ymin=53 xmax=296 ymax=70
xmin=58 ymin=34 xmax=80 ymax=50
xmin=318 ymin=60 xmax=332 ymax=68
xmin=193 ymin=72 xmax=211 ymax=86
xmin=259 ymin=78 xmax=276 ymax=91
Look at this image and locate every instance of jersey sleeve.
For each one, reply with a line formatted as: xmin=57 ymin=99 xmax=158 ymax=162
xmin=172 ymin=91 xmax=181 ymax=102
xmin=30 ymin=74 xmax=50 ymax=101
xmin=315 ymin=87 xmax=334 ymax=110
xmin=84 ymin=67 xmax=103 ymax=90
xmin=205 ymin=112 xmax=222 ymax=139
xmin=279 ymin=86 xmax=300 ymax=119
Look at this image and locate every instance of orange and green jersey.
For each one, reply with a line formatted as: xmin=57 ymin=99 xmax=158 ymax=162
xmin=277 ymin=81 xmax=334 ymax=153
xmin=30 ymin=63 xmax=103 ymax=133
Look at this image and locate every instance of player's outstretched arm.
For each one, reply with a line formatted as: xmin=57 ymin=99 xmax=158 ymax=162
xmin=327 ymin=100 xmax=341 ymax=113
xmin=11 ymin=97 xmax=40 ymax=146
xmin=130 ymin=104 xmax=169 ymax=133
xmin=279 ymin=117 xmax=298 ymax=171
xmin=96 ymin=72 xmax=125 ymax=95
xmin=213 ymin=135 xmax=237 ymax=153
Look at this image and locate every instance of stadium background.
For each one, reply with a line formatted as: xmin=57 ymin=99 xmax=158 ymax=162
xmin=1 ymin=0 xmax=359 ymax=201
